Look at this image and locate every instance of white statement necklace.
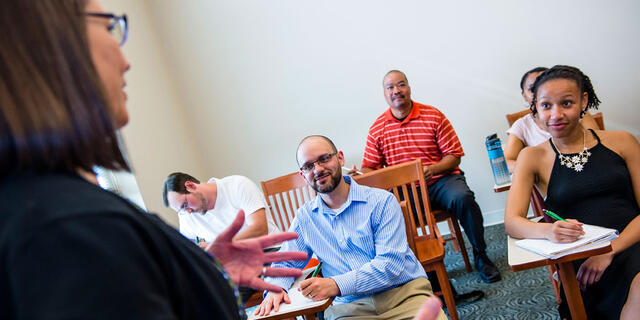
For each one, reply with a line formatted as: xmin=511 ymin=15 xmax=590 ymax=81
xmin=550 ymin=130 xmax=591 ymax=172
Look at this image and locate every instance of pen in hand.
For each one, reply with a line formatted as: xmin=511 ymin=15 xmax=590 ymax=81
xmin=543 ymin=209 xmax=567 ymax=222
xmin=310 ymin=262 xmax=322 ymax=278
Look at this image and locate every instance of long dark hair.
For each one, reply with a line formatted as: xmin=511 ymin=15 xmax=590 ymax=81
xmin=530 ymin=65 xmax=601 ymax=115
xmin=0 ymin=0 xmax=129 ymax=178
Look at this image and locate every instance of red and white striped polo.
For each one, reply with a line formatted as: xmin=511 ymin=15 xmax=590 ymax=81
xmin=362 ymin=101 xmax=464 ymax=185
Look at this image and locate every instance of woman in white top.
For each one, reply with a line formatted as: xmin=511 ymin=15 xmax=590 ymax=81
xmin=505 ymin=67 xmax=599 ymax=172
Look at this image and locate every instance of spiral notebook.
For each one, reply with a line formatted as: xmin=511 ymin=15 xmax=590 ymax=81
xmin=514 ymin=224 xmax=618 ymax=259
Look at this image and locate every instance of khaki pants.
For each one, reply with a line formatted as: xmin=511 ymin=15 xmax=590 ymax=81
xmin=324 ymin=277 xmax=448 ymax=320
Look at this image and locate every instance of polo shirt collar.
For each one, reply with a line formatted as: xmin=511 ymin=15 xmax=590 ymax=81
xmin=311 ymin=176 xmax=366 ymax=216
xmin=383 ymin=100 xmax=420 ymax=125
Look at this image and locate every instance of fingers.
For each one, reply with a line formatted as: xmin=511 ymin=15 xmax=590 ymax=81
xmin=248 ymin=277 xmax=286 ymax=293
xmin=262 ymin=266 xmax=303 ymax=278
xmin=415 ymin=296 xmax=443 ymax=320
xmin=257 ymin=232 xmax=299 ymax=248
xmin=299 ymin=278 xmax=317 ymax=297
xmin=556 ymin=220 xmax=584 ymax=232
xmin=216 ymin=210 xmax=245 ymax=242
xmin=256 ymin=293 xmax=284 ymax=316
xmin=565 ymin=218 xmax=583 ymax=226
xmin=550 ymin=220 xmax=585 ymax=242
xmin=263 ymin=251 xmax=308 ymax=264
xmin=299 ymin=278 xmax=311 ymax=291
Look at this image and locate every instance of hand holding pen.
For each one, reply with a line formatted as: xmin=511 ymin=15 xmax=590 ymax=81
xmin=544 ymin=209 xmax=585 ymax=243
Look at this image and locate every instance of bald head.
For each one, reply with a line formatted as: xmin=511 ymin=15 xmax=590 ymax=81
xmin=383 ymin=70 xmax=409 ymax=86
xmin=296 ymin=135 xmax=337 ymax=166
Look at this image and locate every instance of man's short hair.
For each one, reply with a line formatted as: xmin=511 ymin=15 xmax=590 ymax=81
xmin=383 ymin=70 xmax=409 ymax=85
xmin=296 ymin=135 xmax=338 ymax=166
xmin=162 ymin=172 xmax=200 ymax=207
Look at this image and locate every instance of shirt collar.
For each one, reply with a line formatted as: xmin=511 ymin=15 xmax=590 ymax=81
xmin=383 ymin=100 xmax=420 ymax=124
xmin=311 ymin=176 xmax=366 ymax=216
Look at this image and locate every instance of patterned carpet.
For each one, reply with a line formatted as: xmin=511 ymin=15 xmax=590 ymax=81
xmin=444 ymin=223 xmax=560 ymax=319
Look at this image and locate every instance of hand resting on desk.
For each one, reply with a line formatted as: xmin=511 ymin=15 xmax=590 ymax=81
xmin=206 ymin=210 xmax=307 ymax=292
xmin=254 ymin=277 xmax=339 ymax=316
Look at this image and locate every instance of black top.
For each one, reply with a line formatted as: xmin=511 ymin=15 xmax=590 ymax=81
xmin=546 ymin=129 xmax=638 ymax=232
xmin=0 ymin=173 xmax=244 ymax=319
xmin=545 ymin=129 xmax=640 ymax=319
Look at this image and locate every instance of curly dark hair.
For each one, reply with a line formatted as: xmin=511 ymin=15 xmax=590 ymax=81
xmin=530 ymin=65 xmax=601 ymax=115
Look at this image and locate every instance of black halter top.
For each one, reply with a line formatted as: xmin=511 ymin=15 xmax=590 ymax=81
xmin=544 ymin=129 xmax=639 ymax=232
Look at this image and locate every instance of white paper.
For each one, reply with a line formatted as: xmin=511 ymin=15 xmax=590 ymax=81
xmin=514 ymin=224 xmax=618 ymax=259
xmin=248 ymin=266 xmax=330 ymax=319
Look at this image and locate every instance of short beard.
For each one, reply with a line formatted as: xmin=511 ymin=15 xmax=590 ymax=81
xmin=195 ymin=192 xmax=209 ymax=214
xmin=310 ymin=167 xmax=343 ymax=194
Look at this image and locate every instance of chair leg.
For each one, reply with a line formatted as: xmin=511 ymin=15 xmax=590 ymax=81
xmin=548 ymin=264 xmax=563 ymax=304
xmin=450 ymin=216 xmax=472 ymax=272
xmin=447 ymin=219 xmax=460 ymax=252
xmin=434 ymin=262 xmax=458 ymax=320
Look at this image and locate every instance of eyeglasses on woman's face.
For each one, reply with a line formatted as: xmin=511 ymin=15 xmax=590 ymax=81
xmin=86 ymin=12 xmax=128 ymax=46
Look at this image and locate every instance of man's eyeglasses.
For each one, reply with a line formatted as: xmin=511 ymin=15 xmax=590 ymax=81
xmin=86 ymin=12 xmax=129 ymax=46
xmin=300 ymin=152 xmax=337 ymax=173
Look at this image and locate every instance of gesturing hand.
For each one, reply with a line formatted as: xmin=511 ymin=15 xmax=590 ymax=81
xmin=207 ymin=210 xmax=307 ymax=292
xmin=576 ymin=252 xmax=614 ymax=290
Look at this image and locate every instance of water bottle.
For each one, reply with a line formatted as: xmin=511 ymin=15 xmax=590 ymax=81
xmin=486 ymin=133 xmax=511 ymax=186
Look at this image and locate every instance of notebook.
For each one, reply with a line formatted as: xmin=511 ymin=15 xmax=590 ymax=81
xmin=248 ymin=265 xmax=331 ymax=319
xmin=514 ymin=224 xmax=618 ymax=259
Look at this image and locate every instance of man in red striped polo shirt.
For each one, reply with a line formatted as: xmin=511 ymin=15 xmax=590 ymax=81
xmin=352 ymin=70 xmax=501 ymax=284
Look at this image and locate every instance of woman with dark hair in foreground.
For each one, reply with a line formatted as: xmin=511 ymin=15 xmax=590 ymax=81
xmin=0 ymin=1 xmax=306 ymax=319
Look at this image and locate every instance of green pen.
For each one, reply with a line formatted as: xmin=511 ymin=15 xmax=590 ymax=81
xmin=543 ymin=209 xmax=567 ymax=222
xmin=195 ymin=236 xmax=200 ymax=244
xmin=311 ymin=262 xmax=323 ymax=278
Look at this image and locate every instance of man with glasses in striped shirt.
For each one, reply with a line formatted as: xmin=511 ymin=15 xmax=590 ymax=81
xmin=255 ymin=135 xmax=447 ymax=320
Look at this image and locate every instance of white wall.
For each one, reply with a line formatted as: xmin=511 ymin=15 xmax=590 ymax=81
xmin=103 ymin=0 xmax=209 ymax=227
xmin=106 ymin=0 xmax=640 ymax=225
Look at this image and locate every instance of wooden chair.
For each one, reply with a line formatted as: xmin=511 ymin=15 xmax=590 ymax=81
xmin=506 ymin=109 xmax=532 ymax=126
xmin=592 ymin=112 xmax=604 ymax=130
xmin=353 ymin=160 xmax=458 ymax=320
xmin=530 ymin=187 xmax=563 ymax=304
xmin=432 ymin=210 xmax=472 ymax=272
xmin=261 ymin=172 xmax=316 ymax=232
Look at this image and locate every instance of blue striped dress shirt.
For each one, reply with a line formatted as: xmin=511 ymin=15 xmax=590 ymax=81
xmin=266 ymin=176 xmax=427 ymax=304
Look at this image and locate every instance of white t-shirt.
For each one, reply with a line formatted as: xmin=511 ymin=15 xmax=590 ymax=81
xmin=506 ymin=113 xmax=551 ymax=147
xmin=178 ymin=175 xmax=280 ymax=243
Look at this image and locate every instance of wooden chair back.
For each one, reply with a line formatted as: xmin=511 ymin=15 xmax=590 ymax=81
xmin=592 ymin=112 xmax=604 ymax=130
xmin=353 ymin=159 xmax=437 ymax=240
xmin=398 ymin=201 xmax=417 ymax=253
xmin=506 ymin=109 xmax=532 ymax=126
xmin=261 ymin=172 xmax=316 ymax=232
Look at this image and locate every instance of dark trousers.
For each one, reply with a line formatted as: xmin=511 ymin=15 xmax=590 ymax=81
xmin=427 ymin=173 xmax=487 ymax=254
